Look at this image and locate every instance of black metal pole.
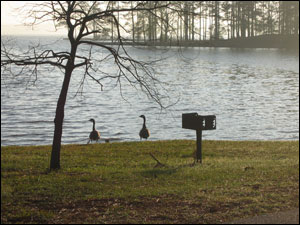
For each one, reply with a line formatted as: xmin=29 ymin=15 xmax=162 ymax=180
xmin=196 ymin=129 xmax=202 ymax=163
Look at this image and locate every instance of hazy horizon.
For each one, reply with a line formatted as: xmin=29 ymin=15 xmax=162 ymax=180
xmin=1 ymin=24 xmax=67 ymax=37
xmin=1 ymin=1 xmax=67 ymax=37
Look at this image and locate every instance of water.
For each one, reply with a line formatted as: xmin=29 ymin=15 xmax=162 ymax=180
xmin=1 ymin=36 xmax=299 ymax=146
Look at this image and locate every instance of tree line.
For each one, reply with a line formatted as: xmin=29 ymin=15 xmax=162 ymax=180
xmin=88 ymin=1 xmax=299 ymax=43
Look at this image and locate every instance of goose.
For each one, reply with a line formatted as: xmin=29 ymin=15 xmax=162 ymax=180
xmin=139 ymin=115 xmax=150 ymax=140
xmin=87 ymin=118 xmax=100 ymax=144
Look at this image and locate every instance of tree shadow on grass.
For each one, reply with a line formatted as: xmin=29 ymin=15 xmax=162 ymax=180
xmin=138 ymin=161 xmax=199 ymax=178
xmin=139 ymin=168 xmax=178 ymax=178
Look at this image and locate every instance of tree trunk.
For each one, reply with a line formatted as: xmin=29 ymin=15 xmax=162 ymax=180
xmin=191 ymin=1 xmax=195 ymax=41
xmin=131 ymin=2 xmax=135 ymax=42
xmin=184 ymin=2 xmax=189 ymax=41
xmin=199 ymin=4 xmax=202 ymax=41
xmin=164 ymin=10 xmax=169 ymax=41
xmin=214 ymin=1 xmax=219 ymax=40
xmin=50 ymin=63 xmax=73 ymax=170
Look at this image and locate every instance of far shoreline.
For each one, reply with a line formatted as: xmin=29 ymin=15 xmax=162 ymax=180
xmin=2 ymin=34 xmax=298 ymax=50
xmin=76 ymin=34 xmax=299 ymax=49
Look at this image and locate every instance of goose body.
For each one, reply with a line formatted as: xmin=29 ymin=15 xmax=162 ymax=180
xmin=139 ymin=115 xmax=150 ymax=140
xmin=88 ymin=118 xmax=100 ymax=144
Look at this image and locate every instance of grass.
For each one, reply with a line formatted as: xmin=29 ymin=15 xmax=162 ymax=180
xmin=1 ymin=140 xmax=299 ymax=224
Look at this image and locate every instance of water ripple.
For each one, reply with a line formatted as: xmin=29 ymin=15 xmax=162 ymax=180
xmin=1 ymin=37 xmax=299 ymax=146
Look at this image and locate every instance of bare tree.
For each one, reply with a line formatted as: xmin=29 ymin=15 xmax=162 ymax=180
xmin=1 ymin=1 xmax=173 ymax=170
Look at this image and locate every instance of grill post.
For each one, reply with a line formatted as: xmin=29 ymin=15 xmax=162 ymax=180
xmin=196 ymin=129 xmax=202 ymax=163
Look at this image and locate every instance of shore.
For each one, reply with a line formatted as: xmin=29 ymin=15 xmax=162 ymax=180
xmin=76 ymin=34 xmax=299 ymax=49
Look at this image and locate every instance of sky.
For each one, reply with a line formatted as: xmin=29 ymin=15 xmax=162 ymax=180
xmin=1 ymin=1 xmax=66 ymax=36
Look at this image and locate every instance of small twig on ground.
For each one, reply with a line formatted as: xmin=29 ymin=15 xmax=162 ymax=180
xmin=149 ymin=153 xmax=167 ymax=168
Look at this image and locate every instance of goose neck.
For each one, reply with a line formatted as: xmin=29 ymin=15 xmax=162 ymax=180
xmin=92 ymin=121 xmax=96 ymax=131
xmin=142 ymin=117 xmax=146 ymax=127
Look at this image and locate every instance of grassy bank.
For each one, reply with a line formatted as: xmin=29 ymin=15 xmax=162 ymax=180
xmin=1 ymin=140 xmax=299 ymax=224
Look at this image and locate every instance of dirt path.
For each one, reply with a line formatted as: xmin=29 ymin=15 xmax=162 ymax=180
xmin=225 ymin=208 xmax=299 ymax=224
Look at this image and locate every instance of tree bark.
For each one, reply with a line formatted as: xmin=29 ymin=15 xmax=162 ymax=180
xmin=50 ymin=63 xmax=74 ymax=170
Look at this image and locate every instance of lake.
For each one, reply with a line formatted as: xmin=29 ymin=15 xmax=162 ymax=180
xmin=1 ymin=36 xmax=299 ymax=146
